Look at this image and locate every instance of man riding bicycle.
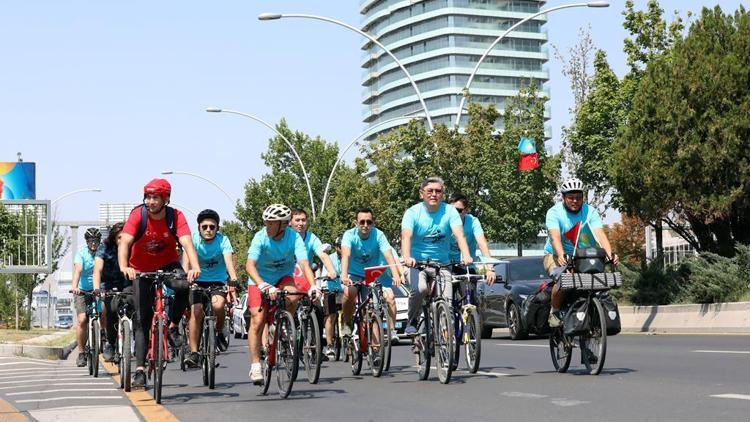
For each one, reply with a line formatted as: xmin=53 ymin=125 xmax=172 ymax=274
xmin=448 ymin=193 xmax=496 ymax=285
xmin=321 ymin=237 xmax=343 ymax=360
xmin=183 ymin=209 xmax=239 ymax=368
xmin=93 ymin=222 xmax=134 ymax=362
xmin=544 ymin=178 xmax=619 ymax=327
xmin=117 ymin=178 xmax=201 ymax=389
xmin=71 ymin=227 xmax=102 ymax=367
xmin=401 ymin=176 xmax=473 ymax=335
xmin=245 ymin=204 xmax=318 ymax=385
xmin=290 ymin=208 xmax=337 ymax=288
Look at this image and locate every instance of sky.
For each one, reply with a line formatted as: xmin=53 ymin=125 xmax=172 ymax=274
xmin=1 ymin=0 xmax=744 ymax=252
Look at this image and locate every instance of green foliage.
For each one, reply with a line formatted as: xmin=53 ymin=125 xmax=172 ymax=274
xmin=677 ymin=244 xmax=750 ymax=304
xmin=622 ymin=259 xmax=685 ymax=305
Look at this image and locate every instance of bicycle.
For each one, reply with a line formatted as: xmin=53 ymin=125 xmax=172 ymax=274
xmin=410 ymin=260 xmax=455 ymax=384
xmin=191 ymin=284 xmax=228 ymax=389
xmin=103 ymin=289 xmax=135 ymax=391
xmin=449 ymin=266 xmax=484 ymax=374
xmin=71 ymin=290 xmax=102 ymax=378
xmin=139 ymin=270 xmax=183 ymax=403
xmin=549 ymin=250 xmax=621 ymax=375
xmin=258 ymin=289 xmax=305 ymax=399
xmin=344 ymin=277 xmax=387 ymax=378
xmin=294 ymin=279 xmax=324 ymax=385
xmin=320 ymin=285 xmax=342 ymax=362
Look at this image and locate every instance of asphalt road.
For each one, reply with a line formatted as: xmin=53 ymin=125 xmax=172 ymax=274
xmin=150 ymin=333 xmax=750 ymax=422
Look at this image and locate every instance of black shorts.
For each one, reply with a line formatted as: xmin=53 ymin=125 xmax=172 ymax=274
xmin=323 ymin=293 xmax=340 ymax=316
xmin=189 ymin=282 xmax=227 ymax=306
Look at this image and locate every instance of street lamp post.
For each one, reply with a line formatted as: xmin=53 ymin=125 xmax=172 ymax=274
xmin=258 ymin=12 xmax=435 ymax=131
xmin=52 ymin=188 xmax=102 ymax=206
xmin=453 ymin=1 xmax=609 ymax=129
xmin=320 ymin=114 xmax=426 ymax=215
xmin=206 ymin=107 xmax=318 ymax=220
xmin=161 ymin=170 xmax=235 ymax=206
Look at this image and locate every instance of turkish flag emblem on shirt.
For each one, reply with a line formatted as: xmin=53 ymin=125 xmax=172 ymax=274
xmin=564 ymin=221 xmax=582 ymax=247
xmin=293 ymin=264 xmax=310 ymax=292
xmin=364 ymin=266 xmax=387 ymax=285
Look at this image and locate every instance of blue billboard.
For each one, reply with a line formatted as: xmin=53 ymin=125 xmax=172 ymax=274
xmin=0 ymin=162 xmax=36 ymax=199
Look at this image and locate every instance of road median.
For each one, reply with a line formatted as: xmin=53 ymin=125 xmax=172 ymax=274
xmin=619 ymin=301 xmax=750 ymax=334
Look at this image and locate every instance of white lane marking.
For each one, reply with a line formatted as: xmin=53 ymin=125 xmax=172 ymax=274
xmin=496 ymin=343 xmax=548 ymax=348
xmin=0 ymin=357 xmax=61 ymax=364
xmin=0 ymin=368 xmax=86 ymax=374
xmin=551 ymin=398 xmax=590 ymax=407
xmin=0 ymin=382 xmax=113 ymax=390
xmin=0 ymin=373 xmax=89 ymax=380
xmin=7 ymin=388 xmax=119 ymax=396
xmin=693 ymin=350 xmax=750 ymax=355
xmin=710 ymin=394 xmax=750 ymax=401
xmin=476 ymin=371 xmax=510 ymax=377
xmin=15 ymin=396 xmax=124 ymax=404
xmin=0 ymin=377 xmax=104 ymax=385
xmin=502 ymin=392 xmax=548 ymax=399
xmin=0 ymin=362 xmax=57 ymax=367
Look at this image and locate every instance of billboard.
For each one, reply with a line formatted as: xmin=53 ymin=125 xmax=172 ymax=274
xmin=0 ymin=162 xmax=36 ymax=199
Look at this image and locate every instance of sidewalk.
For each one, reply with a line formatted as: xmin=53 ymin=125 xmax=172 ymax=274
xmin=0 ymin=330 xmax=77 ymax=360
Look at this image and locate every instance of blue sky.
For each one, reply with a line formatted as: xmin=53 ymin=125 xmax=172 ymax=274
xmin=1 ymin=0 xmax=744 ymax=236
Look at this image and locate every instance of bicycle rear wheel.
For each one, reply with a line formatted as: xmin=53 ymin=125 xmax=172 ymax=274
xmin=260 ymin=325 xmax=273 ymax=396
xmin=349 ymin=330 xmax=363 ymax=376
xmin=207 ymin=318 xmax=216 ymax=389
xmin=121 ymin=320 xmax=132 ymax=392
xmin=383 ymin=312 xmax=393 ymax=372
xmin=435 ymin=302 xmax=454 ymax=384
xmin=154 ymin=317 xmax=165 ymax=403
xmin=303 ymin=309 xmax=322 ymax=384
xmin=91 ymin=319 xmax=101 ymax=378
xmin=367 ymin=311 xmax=386 ymax=378
xmin=415 ymin=306 xmax=431 ymax=381
xmin=275 ymin=310 xmax=297 ymax=399
xmin=178 ymin=317 xmax=187 ymax=372
xmin=333 ymin=314 xmax=342 ymax=362
xmin=464 ymin=306 xmax=482 ymax=374
xmin=579 ymin=297 xmax=607 ymax=375
xmin=549 ymin=326 xmax=572 ymax=373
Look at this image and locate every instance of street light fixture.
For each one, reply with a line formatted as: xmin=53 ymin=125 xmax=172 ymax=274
xmin=51 ymin=188 xmax=102 ymax=205
xmin=258 ymin=12 xmax=435 ymax=131
xmin=453 ymin=1 xmax=610 ymax=128
xmin=161 ymin=170 xmax=235 ymax=206
xmin=206 ymin=107 xmax=318 ymax=220
xmin=320 ymin=113 xmax=426 ymax=214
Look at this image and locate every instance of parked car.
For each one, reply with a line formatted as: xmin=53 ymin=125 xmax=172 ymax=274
xmin=391 ymin=285 xmax=409 ymax=338
xmin=231 ymin=293 xmax=248 ymax=339
xmin=54 ymin=314 xmax=74 ymax=329
xmin=477 ymin=256 xmax=552 ymax=340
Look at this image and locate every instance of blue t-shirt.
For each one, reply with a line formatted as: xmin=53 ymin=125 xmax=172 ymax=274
xmin=193 ymin=232 xmax=234 ymax=283
xmin=247 ymin=227 xmax=308 ymax=285
xmin=401 ymin=202 xmax=462 ymax=264
xmin=341 ymin=227 xmax=392 ymax=278
xmin=300 ymin=231 xmax=324 ymax=263
xmin=74 ymin=246 xmax=96 ymax=291
xmin=322 ymin=252 xmax=342 ymax=292
xmin=377 ymin=246 xmax=400 ymax=286
xmin=449 ymin=213 xmax=484 ymax=262
xmin=544 ymin=203 xmax=603 ymax=256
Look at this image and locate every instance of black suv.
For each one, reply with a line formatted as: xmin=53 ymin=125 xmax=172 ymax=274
xmin=477 ymin=256 xmax=551 ymax=340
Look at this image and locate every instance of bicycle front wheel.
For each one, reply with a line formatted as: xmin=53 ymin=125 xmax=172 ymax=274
xmin=549 ymin=326 xmax=572 ymax=373
xmin=579 ymin=297 xmax=607 ymax=375
xmin=179 ymin=317 xmax=187 ymax=372
xmin=415 ymin=306 xmax=431 ymax=381
xmin=154 ymin=317 xmax=165 ymax=403
xmin=207 ymin=319 xmax=216 ymax=389
xmin=333 ymin=313 xmax=342 ymax=361
xmin=434 ymin=301 xmax=454 ymax=384
xmin=367 ymin=311 xmax=386 ymax=378
xmin=303 ymin=309 xmax=322 ymax=384
xmin=464 ymin=306 xmax=482 ymax=374
xmin=275 ymin=310 xmax=297 ymax=399
xmin=121 ymin=320 xmax=132 ymax=392
xmin=91 ymin=319 xmax=101 ymax=378
xmin=383 ymin=311 xmax=393 ymax=372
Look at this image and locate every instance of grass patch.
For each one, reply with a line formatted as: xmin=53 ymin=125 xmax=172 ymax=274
xmin=40 ymin=331 xmax=77 ymax=347
xmin=0 ymin=328 xmax=64 ymax=344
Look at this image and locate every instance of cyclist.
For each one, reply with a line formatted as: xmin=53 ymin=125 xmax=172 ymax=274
xmin=245 ymin=204 xmax=317 ymax=385
xmin=544 ymin=178 xmax=619 ymax=327
xmin=183 ymin=209 xmax=239 ymax=368
xmin=71 ymin=227 xmax=102 ymax=367
xmin=401 ymin=176 xmax=473 ymax=335
xmin=93 ymin=222 xmax=134 ymax=362
xmin=321 ymin=237 xmax=343 ymax=360
xmin=448 ymin=193 xmax=496 ymax=285
xmin=377 ymin=245 xmax=406 ymax=345
xmin=339 ymin=207 xmax=403 ymax=348
xmin=118 ymin=178 xmax=201 ymax=389
xmin=290 ymin=208 xmax=337 ymax=288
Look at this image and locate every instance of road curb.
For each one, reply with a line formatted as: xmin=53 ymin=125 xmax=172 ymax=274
xmin=619 ymin=301 xmax=750 ymax=334
xmin=0 ymin=340 xmax=77 ymax=360
xmin=100 ymin=359 xmax=179 ymax=422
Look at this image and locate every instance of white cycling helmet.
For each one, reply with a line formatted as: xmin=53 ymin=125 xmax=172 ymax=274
xmin=262 ymin=204 xmax=292 ymax=221
xmin=560 ymin=178 xmax=585 ymax=194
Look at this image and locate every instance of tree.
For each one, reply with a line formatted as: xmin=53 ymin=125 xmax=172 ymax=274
xmin=605 ymin=213 xmax=646 ymax=268
xmin=612 ymin=5 xmax=750 ymax=256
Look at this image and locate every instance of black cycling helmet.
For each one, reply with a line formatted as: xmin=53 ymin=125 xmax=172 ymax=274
xmin=334 ymin=236 xmax=342 ymax=247
xmin=84 ymin=227 xmax=102 ymax=241
xmin=197 ymin=209 xmax=220 ymax=225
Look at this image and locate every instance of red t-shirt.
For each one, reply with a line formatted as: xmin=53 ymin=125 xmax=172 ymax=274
xmin=122 ymin=207 xmax=191 ymax=272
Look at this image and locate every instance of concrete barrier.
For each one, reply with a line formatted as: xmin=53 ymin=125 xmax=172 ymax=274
xmin=619 ymin=301 xmax=750 ymax=334
xmin=0 ymin=340 xmax=77 ymax=360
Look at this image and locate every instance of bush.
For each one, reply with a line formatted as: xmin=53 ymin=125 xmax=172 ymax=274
xmin=676 ymin=244 xmax=750 ymax=304
xmin=624 ymin=260 xmax=684 ymax=305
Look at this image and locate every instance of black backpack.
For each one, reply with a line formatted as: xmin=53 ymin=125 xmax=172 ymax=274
xmin=132 ymin=204 xmax=180 ymax=244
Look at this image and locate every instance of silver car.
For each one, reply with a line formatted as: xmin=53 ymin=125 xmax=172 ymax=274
xmin=231 ymin=293 xmax=248 ymax=339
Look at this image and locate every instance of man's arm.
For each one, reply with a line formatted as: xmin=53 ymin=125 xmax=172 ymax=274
xmin=71 ymin=263 xmax=83 ymax=294
xmin=475 ymin=234 xmax=496 ymax=285
xmin=340 ymin=246 xmax=352 ymax=285
xmin=92 ymin=258 xmax=104 ymax=293
xmin=178 ymin=235 xmax=201 ymax=282
xmin=223 ymin=252 xmax=238 ymax=302
xmin=245 ymin=259 xmax=266 ymax=287
xmin=317 ymin=251 xmax=337 ymax=280
xmin=450 ymin=225 xmax=473 ymax=266
xmin=382 ymin=249 xmax=403 ymax=286
xmin=118 ymin=233 xmax=136 ymax=280
xmin=548 ymin=229 xmax=566 ymax=266
xmin=401 ymin=229 xmax=414 ymax=267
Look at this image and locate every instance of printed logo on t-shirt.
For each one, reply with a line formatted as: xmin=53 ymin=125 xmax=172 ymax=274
xmin=423 ymin=227 xmax=445 ymax=243
xmin=204 ymin=258 xmax=219 ymax=269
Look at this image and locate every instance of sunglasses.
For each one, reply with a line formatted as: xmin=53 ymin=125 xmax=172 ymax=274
xmin=358 ymin=220 xmax=374 ymax=226
xmin=201 ymin=224 xmax=217 ymax=231
xmin=423 ymin=188 xmax=443 ymax=195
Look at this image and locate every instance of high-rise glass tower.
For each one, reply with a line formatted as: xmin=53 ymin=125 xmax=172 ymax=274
xmin=360 ymin=0 xmax=550 ymax=135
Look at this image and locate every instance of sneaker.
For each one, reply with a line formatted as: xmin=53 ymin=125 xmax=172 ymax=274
xmin=217 ymin=332 xmax=229 ymax=351
xmin=168 ymin=327 xmax=183 ymax=348
xmin=390 ymin=332 xmax=400 ymax=345
xmin=325 ymin=346 xmax=336 ymax=361
xmin=341 ymin=324 xmax=352 ymax=338
xmin=404 ymin=325 xmax=418 ymax=336
xmin=184 ymin=351 xmax=200 ymax=369
xmin=76 ymin=353 xmax=87 ymax=367
xmin=548 ymin=311 xmax=562 ymax=328
xmin=102 ymin=343 xmax=115 ymax=362
xmin=249 ymin=366 xmax=263 ymax=385
xmin=132 ymin=370 xmax=146 ymax=389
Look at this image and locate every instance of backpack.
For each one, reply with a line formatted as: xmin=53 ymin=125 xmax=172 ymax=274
xmin=132 ymin=204 xmax=180 ymax=245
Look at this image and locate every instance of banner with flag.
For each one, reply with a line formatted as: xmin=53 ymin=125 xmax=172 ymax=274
xmin=518 ymin=137 xmax=539 ymax=171
xmin=564 ymin=220 xmax=598 ymax=253
xmin=293 ymin=264 xmax=311 ymax=292
xmin=364 ymin=265 xmax=393 ymax=287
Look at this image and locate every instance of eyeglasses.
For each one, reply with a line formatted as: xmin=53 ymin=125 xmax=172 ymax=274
xmin=201 ymin=224 xmax=217 ymax=231
xmin=455 ymin=207 xmax=465 ymax=213
xmin=423 ymin=188 xmax=443 ymax=195
xmin=358 ymin=220 xmax=374 ymax=226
